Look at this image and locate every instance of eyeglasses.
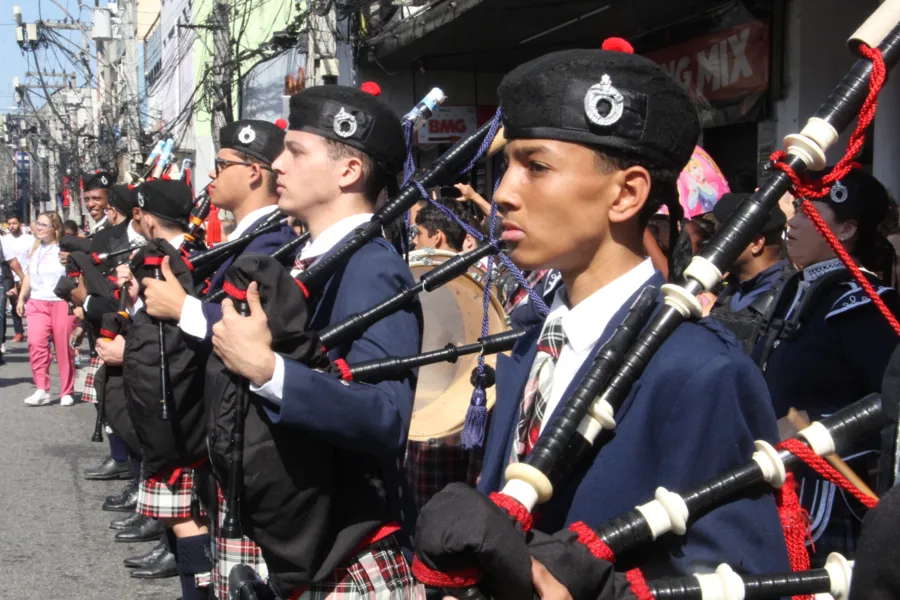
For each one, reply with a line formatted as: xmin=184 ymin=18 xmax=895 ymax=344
xmin=33 ymin=222 xmax=51 ymax=229
xmin=215 ymin=158 xmax=272 ymax=176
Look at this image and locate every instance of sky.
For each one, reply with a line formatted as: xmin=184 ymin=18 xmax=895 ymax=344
xmin=0 ymin=0 xmax=92 ymax=114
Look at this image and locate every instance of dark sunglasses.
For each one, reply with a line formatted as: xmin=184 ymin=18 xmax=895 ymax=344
xmin=214 ymin=158 xmax=273 ymax=176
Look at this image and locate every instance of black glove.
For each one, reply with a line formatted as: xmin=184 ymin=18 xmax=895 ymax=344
xmin=414 ymin=483 xmax=533 ymax=600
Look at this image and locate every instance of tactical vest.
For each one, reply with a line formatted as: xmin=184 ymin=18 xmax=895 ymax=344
xmin=709 ymin=264 xmax=794 ymax=354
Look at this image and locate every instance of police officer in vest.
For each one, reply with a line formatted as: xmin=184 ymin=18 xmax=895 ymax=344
xmin=708 ymin=193 xmax=791 ymax=352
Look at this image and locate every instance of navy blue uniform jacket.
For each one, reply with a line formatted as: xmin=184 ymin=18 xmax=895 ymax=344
xmin=198 ymin=213 xmax=295 ymax=337
xmin=479 ymin=272 xmax=790 ymax=578
xmin=262 ymin=232 xmax=424 ymax=538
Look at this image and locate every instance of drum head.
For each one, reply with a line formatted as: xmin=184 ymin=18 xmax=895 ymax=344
xmin=407 ymin=249 xmax=508 ymax=441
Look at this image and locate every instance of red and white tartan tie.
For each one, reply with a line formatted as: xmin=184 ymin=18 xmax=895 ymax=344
xmin=512 ymin=318 xmax=566 ymax=462
xmin=292 ymin=255 xmax=315 ymax=272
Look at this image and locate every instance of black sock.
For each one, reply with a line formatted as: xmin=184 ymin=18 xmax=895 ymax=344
xmin=175 ymin=534 xmax=212 ymax=600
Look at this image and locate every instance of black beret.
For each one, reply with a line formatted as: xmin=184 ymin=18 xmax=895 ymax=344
xmin=714 ymin=193 xmax=786 ymax=235
xmin=288 ymin=85 xmax=405 ymax=175
xmin=84 ymin=171 xmax=115 ymax=191
xmin=220 ymin=120 xmax=286 ymax=165
xmin=813 ymin=168 xmax=892 ymax=232
xmin=498 ymin=45 xmax=700 ymax=171
xmin=136 ymin=180 xmax=193 ymax=224
xmin=109 ymin=184 xmax=138 ymax=217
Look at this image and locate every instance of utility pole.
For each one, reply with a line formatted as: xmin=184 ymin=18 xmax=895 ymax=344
xmin=210 ymin=0 xmax=234 ymax=147
xmin=115 ymin=0 xmax=143 ymax=178
xmin=13 ymin=2 xmax=95 ymax=222
xmin=304 ymin=1 xmax=339 ymax=87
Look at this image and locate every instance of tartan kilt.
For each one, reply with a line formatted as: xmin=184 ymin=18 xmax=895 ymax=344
xmin=81 ymin=355 xmax=103 ymax=404
xmin=136 ymin=467 xmax=204 ymax=520
xmin=209 ymin=485 xmax=268 ymax=600
xmin=404 ymin=432 xmax=483 ymax=511
xmin=286 ymin=536 xmax=424 ymax=600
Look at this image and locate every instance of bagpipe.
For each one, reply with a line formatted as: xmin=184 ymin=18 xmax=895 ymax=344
xmin=407 ymin=2 xmax=900 ymax=598
xmin=91 ymin=283 xmax=130 ymax=444
xmin=122 ymin=239 xmax=211 ymax=476
xmin=413 ymin=394 xmax=892 ymax=600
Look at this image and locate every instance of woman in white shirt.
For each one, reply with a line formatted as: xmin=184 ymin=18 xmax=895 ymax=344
xmin=15 ymin=212 xmax=77 ymax=406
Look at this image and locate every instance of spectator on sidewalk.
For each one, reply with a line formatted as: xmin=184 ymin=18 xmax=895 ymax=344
xmin=2 ymin=215 xmax=33 ymax=344
xmin=15 ymin=212 xmax=77 ymax=406
xmin=0 ymin=239 xmax=25 ymax=364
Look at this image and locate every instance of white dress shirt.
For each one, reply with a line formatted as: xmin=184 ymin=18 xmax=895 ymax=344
xmin=127 ymin=220 xmax=146 ymax=245
xmin=536 ymin=258 xmax=656 ymax=434
xmin=178 ymin=205 xmax=279 ymax=339
xmin=252 ymin=212 xmax=374 ymax=404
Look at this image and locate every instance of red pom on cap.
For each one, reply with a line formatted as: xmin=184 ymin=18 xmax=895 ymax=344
xmin=601 ymin=37 xmax=634 ymax=54
xmin=275 ymin=118 xmax=288 ymax=130
xmin=361 ymin=81 xmax=382 ymax=97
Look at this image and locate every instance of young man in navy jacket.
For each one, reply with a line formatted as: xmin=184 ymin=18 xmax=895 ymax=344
xmin=209 ymin=86 xmax=424 ymax=598
xmin=142 ymin=119 xmax=295 ymax=338
xmin=416 ymin=42 xmax=790 ymax=594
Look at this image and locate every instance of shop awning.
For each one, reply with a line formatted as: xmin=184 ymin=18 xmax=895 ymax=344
xmin=362 ymin=0 xmax=732 ymax=73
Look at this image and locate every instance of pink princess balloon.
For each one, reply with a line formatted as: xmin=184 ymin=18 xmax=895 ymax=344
xmin=677 ymin=146 xmax=730 ymax=218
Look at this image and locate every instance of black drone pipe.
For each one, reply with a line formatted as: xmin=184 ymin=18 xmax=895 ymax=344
xmin=183 ymin=188 xmax=212 ymax=246
xmin=318 ymin=241 xmax=503 ymax=349
xmin=220 ymin=299 xmax=251 ymax=539
xmin=187 ymin=217 xmax=288 ymax=282
xmin=645 ymin=553 xmax=852 ymax=600
xmin=91 ymin=283 xmax=130 ymax=443
xmin=347 ymin=328 xmax=528 ymax=383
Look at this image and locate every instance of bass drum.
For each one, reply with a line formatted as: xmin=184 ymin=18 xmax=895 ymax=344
xmin=404 ymin=248 xmax=508 ymax=510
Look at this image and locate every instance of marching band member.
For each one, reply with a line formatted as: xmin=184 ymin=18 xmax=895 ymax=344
xmin=116 ymin=179 xmax=213 ymax=600
xmin=138 ymin=119 xmax=292 ymax=600
xmin=417 ymin=41 xmax=790 ymax=590
xmin=209 ymin=85 xmax=424 ymax=599
xmin=755 ymin=169 xmax=900 ymax=563
xmin=84 ymin=170 xmax=115 ymax=234
xmin=142 ymin=119 xmax=294 ymax=335
xmin=79 ymin=173 xmax=138 ymax=483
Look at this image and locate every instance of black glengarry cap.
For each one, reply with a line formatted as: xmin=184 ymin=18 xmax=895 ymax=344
xmin=498 ymin=38 xmax=700 ymax=172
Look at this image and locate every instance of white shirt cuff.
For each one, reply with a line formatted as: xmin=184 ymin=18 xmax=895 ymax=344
xmin=130 ymin=297 xmax=144 ymax=317
xmin=179 ymin=295 xmax=209 ymax=339
xmin=249 ymin=353 xmax=285 ymax=406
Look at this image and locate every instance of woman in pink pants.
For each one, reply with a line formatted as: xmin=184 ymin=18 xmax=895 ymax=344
xmin=15 ymin=211 xmax=77 ymax=406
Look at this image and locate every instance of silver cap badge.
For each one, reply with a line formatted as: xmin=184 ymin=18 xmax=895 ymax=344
xmin=584 ymin=75 xmax=624 ymax=127
xmin=333 ymin=107 xmax=358 ymax=138
xmin=238 ymin=126 xmax=256 ymax=145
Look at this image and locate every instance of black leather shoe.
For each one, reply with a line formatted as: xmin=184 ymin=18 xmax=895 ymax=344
xmin=84 ymin=456 xmax=133 ymax=480
xmin=105 ymin=481 xmax=137 ymax=505
xmin=115 ymin=517 xmax=164 ymax=543
xmin=130 ymin=548 xmax=177 ymax=578
xmin=102 ymin=483 xmax=138 ymax=512
xmin=110 ymin=511 xmax=145 ymax=531
xmin=124 ymin=540 xmax=168 ymax=567
xmin=230 ymin=564 xmax=279 ymax=600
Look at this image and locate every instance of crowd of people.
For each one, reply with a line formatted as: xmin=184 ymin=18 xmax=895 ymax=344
xmin=1 ymin=34 xmax=900 ymax=600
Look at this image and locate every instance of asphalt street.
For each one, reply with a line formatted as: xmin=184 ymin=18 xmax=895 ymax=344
xmin=0 ymin=320 xmax=180 ymax=600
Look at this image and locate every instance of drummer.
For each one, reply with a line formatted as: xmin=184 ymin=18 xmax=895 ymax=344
xmin=209 ymin=85 xmax=424 ymax=597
